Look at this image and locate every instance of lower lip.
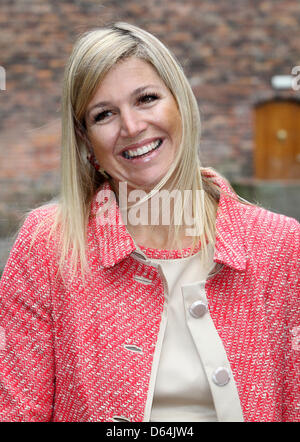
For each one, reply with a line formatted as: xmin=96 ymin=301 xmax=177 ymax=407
xmin=120 ymin=140 xmax=164 ymax=164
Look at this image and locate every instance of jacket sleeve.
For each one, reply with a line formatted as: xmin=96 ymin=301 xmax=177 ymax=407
xmin=0 ymin=209 xmax=55 ymax=421
xmin=281 ymin=218 xmax=300 ymax=422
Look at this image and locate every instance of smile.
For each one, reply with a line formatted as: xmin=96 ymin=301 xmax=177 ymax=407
xmin=122 ymin=139 xmax=163 ymax=159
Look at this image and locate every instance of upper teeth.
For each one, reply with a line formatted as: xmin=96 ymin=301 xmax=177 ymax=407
xmin=123 ymin=140 xmax=161 ymax=158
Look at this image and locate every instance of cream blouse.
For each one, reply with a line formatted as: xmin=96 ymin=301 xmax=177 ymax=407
xmin=135 ymin=244 xmax=244 ymax=422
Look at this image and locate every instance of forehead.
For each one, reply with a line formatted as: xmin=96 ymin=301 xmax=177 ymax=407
xmin=94 ymin=57 xmax=166 ymax=96
xmin=106 ymin=56 xmax=161 ymax=79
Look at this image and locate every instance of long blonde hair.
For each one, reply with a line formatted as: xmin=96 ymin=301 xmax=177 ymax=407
xmin=32 ymin=22 xmax=223 ymax=279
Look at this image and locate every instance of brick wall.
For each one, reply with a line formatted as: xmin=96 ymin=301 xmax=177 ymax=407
xmin=1 ymin=0 xmax=300 ymax=241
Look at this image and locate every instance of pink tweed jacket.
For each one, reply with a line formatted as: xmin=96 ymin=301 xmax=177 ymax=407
xmin=0 ymin=175 xmax=299 ymax=422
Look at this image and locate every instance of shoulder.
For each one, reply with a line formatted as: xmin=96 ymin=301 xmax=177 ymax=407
xmin=235 ymin=203 xmax=300 ymax=276
xmin=208 ymin=168 xmax=299 ymax=245
xmin=23 ymin=202 xmax=58 ymax=225
xmin=208 ymin=167 xmax=300 ymax=243
xmin=210 ymin=169 xmax=299 ymax=264
xmin=22 ymin=202 xmax=57 ymax=228
xmin=13 ymin=202 xmax=59 ymax=252
xmin=0 ymin=203 xmax=59 ymax=309
xmin=240 ymin=202 xmax=299 ymax=243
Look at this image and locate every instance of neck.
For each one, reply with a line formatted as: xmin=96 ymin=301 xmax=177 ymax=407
xmin=111 ymin=179 xmax=196 ymax=250
xmin=126 ymin=223 xmax=194 ymax=250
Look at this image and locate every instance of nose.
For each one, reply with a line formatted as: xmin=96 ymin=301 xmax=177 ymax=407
xmin=119 ymin=107 xmax=147 ymax=138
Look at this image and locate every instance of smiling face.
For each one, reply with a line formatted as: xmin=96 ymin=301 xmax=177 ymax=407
xmin=85 ymin=57 xmax=182 ymax=192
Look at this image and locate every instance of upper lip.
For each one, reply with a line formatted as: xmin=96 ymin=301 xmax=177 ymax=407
xmin=118 ymin=137 xmax=162 ymax=155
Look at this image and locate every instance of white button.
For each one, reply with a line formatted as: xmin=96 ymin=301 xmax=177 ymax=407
xmin=212 ymin=367 xmax=230 ymax=386
xmin=189 ymin=300 xmax=208 ymax=318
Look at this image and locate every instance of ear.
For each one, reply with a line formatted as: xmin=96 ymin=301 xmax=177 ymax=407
xmin=74 ymin=119 xmax=93 ymax=154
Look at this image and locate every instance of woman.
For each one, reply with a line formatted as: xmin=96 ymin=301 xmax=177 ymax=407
xmin=0 ymin=22 xmax=299 ymax=422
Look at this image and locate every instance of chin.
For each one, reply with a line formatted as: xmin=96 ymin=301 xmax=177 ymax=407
xmin=114 ymin=169 xmax=169 ymax=192
xmin=135 ymin=175 xmax=166 ymax=191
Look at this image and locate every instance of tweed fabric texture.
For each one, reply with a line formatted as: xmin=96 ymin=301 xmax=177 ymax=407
xmin=0 ymin=173 xmax=299 ymax=422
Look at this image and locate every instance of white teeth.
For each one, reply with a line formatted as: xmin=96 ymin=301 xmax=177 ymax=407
xmin=124 ymin=140 xmax=161 ymax=158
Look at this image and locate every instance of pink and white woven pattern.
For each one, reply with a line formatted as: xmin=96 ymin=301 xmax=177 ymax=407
xmin=0 ymin=173 xmax=299 ymax=421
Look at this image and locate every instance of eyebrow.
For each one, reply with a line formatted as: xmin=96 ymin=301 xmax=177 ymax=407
xmin=86 ymin=84 xmax=160 ymax=115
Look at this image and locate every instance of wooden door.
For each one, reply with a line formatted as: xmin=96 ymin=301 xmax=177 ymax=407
xmin=254 ymin=100 xmax=300 ymax=179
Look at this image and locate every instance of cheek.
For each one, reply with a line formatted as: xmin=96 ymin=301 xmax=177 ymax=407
xmin=88 ymin=128 xmax=115 ymax=158
xmin=164 ymin=104 xmax=182 ymax=143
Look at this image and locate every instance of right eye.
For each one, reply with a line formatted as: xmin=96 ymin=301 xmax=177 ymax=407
xmin=93 ymin=110 xmax=113 ymax=123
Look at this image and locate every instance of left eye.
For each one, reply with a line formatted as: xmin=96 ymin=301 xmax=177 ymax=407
xmin=138 ymin=93 xmax=159 ymax=104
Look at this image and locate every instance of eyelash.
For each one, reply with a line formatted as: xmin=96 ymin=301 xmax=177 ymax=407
xmin=138 ymin=92 xmax=160 ymax=103
xmin=93 ymin=92 xmax=160 ymax=123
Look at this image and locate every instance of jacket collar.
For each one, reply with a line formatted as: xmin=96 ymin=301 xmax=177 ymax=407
xmin=213 ymin=175 xmax=247 ymax=271
xmin=90 ymin=174 xmax=247 ymax=271
xmin=90 ymin=183 xmax=136 ymax=267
